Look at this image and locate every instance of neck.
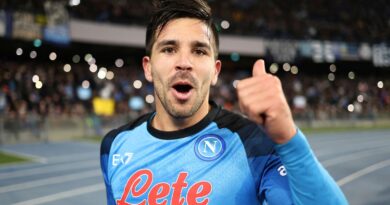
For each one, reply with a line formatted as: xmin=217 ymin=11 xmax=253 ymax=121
xmin=152 ymin=100 xmax=210 ymax=131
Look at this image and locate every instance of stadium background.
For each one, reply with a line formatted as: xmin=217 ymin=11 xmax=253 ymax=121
xmin=0 ymin=0 xmax=389 ymax=204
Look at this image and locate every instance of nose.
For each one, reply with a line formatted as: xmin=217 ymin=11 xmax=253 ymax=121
xmin=175 ymin=52 xmax=192 ymax=71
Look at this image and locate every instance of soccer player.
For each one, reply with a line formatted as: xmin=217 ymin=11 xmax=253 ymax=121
xmin=100 ymin=0 xmax=348 ymax=204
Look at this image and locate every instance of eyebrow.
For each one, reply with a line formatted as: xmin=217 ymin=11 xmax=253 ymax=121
xmin=155 ymin=40 xmax=212 ymax=51
xmin=191 ymin=41 xmax=211 ymax=51
xmin=155 ymin=40 xmax=177 ymax=50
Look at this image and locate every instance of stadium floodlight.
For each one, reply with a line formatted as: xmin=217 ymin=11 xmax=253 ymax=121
xmin=115 ymin=58 xmax=124 ymax=68
xmin=49 ymin=52 xmax=57 ymax=61
xmin=328 ymin=73 xmax=335 ymax=81
xmin=30 ymin=51 xmax=37 ymax=59
xmin=73 ymin=55 xmax=81 ymax=63
xmin=221 ymin=20 xmax=230 ymax=29
xmin=89 ymin=64 xmax=98 ymax=73
xmin=69 ymin=0 xmax=80 ymax=7
xmin=270 ymin=63 xmax=279 ymax=74
xmin=32 ymin=75 xmax=39 ymax=83
xmin=82 ymin=80 xmax=90 ymax=89
xmin=348 ymin=71 xmax=355 ymax=80
xmin=291 ymin=66 xmax=299 ymax=75
xmin=16 ymin=48 xmax=23 ymax=56
xmin=106 ymin=71 xmax=115 ymax=80
xmin=377 ymin=81 xmax=384 ymax=89
xmin=145 ymin=94 xmax=154 ymax=104
xmin=283 ymin=63 xmax=291 ymax=72
xmin=63 ymin=64 xmax=72 ymax=72
xmin=133 ymin=80 xmax=142 ymax=89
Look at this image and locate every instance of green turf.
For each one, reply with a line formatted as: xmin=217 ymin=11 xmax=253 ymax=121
xmin=78 ymin=135 xmax=104 ymax=143
xmin=0 ymin=151 xmax=29 ymax=165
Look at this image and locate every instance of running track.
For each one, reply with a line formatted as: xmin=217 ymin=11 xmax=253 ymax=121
xmin=0 ymin=130 xmax=389 ymax=205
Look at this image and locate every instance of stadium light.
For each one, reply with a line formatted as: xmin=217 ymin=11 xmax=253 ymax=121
xmin=115 ymin=58 xmax=124 ymax=68
xmin=97 ymin=67 xmax=107 ymax=79
xmin=133 ymin=80 xmax=142 ymax=89
xmin=348 ymin=71 xmax=355 ymax=80
xmin=377 ymin=81 xmax=384 ymax=89
xmin=16 ymin=48 xmax=23 ymax=56
xmin=145 ymin=94 xmax=154 ymax=104
xmin=32 ymin=75 xmax=39 ymax=83
xmin=49 ymin=52 xmax=57 ymax=61
xmin=82 ymin=80 xmax=90 ymax=89
xmin=30 ymin=51 xmax=37 ymax=59
xmin=69 ymin=0 xmax=80 ymax=7
xmin=35 ymin=81 xmax=43 ymax=89
xmin=330 ymin=64 xmax=337 ymax=72
xmin=283 ymin=63 xmax=291 ymax=72
xmin=291 ymin=66 xmax=299 ymax=75
xmin=270 ymin=63 xmax=279 ymax=74
xmin=230 ymin=52 xmax=240 ymax=62
xmin=73 ymin=55 xmax=81 ymax=63
xmin=221 ymin=20 xmax=230 ymax=29
xmin=357 ymin=95 xmax=364 ymax=103
xmin=106 ymin=71 xmax=115 ymax=80
xmin=84 ymin=54 xmax=93 ymax=63
xmin=89 ymin=64 xmax=98 ymax=73
xmin=328 ymin=73 xmax=335 ymax=81
xmin=63 ymin=64 xmax=72 ymax=72
xmin=347 ymin=104 xmax=354 ymax=112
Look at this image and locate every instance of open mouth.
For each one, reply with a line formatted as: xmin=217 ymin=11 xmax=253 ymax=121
xmin=173 ymin=83 xmax=193 ymax=93
xmin=171 ymin=82 xmax=194 ymax=101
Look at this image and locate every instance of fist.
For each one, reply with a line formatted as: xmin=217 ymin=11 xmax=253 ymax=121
xmin=236 ymin=59 xmax=296 ymax=144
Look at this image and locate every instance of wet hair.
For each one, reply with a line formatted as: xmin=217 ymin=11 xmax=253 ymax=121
xmin=145 ymin=0 xmax=219 ymax=58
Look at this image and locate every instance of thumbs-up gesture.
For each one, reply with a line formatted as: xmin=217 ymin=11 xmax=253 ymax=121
xmin=236 ymin=60 xmax=296 ymax=144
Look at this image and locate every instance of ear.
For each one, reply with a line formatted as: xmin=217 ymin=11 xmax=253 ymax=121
xmin=142 ymin=56 xmax=153 ymax=82
xmin=211 ymin=60 xmax=222 ymax=85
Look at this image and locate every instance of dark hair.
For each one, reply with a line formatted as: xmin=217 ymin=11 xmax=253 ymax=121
xmin=145 ymin=0 xmax=219 ymax=58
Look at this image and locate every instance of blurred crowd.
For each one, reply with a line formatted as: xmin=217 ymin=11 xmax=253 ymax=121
xmin=1 ymin=0 xmax=390 ymax=139
xmin=1 ymin=60 xmax=389 ymax=124
xmin=1 ymin=0 xmax=389 ymax=42
xmin=69 ymin=0 xmax=390 ymax=42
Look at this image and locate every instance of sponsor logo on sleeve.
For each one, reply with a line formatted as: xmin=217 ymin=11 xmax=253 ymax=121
xmin=277 ymin=165 xmax=287 ymax=176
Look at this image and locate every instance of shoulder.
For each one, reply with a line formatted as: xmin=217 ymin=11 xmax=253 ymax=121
xmin=100 ymin=112 xmax=152 ymax=156
xmin=214 ymin=108 xmax=257 ymax=133
xmin=214 ymin=108 xmax=274 ymax=157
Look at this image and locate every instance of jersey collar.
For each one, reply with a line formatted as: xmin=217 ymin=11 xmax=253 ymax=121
xmin=147 ymin=101 xmax=221 ymax=140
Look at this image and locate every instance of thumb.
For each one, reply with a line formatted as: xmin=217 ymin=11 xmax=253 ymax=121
xmin=252 ymin=59 xmax=266 ymax=77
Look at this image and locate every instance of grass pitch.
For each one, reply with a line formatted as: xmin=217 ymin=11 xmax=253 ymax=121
xmin=0 ymin=151 xmax=29 ymax=165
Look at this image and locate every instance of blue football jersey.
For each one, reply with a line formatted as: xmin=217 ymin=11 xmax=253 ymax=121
xmin=100 ymin=102 xmax=348 ymax=205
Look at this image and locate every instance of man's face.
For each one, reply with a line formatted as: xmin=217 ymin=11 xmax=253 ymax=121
xmin=143 ymin=18 xmax=221 ymax=118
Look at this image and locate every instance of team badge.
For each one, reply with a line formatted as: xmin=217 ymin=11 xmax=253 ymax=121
xmin=194 ymin=134 xmax=226 ymax=161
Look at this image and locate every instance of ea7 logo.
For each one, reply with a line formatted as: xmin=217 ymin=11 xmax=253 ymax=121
xmin=112 ymin=152 xmax=134 ymax=166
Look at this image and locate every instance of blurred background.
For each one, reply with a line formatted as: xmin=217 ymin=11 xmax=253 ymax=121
xmin=0 ymin=0 xmax=389 ymax=143
xmin=0 ymin=0 xmax=389 ymax=204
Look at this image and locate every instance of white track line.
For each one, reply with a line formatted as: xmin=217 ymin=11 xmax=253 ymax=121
xmin=12 ymin=183 xmax=105 ymax=205
xmin=315 ymin=139 xmax=390 ymax=157
xmin=45 ymin=152 xmax=97 ymax=163
xmin=322 ymin=145 xmax=390 ymax=168
xmin=337 ymin=159 xmax=390 ymax=187
xmin=0 ymin=160 xmax=98 ymax=180
xmin=0 ymin=169 xmax=101 ymax=193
